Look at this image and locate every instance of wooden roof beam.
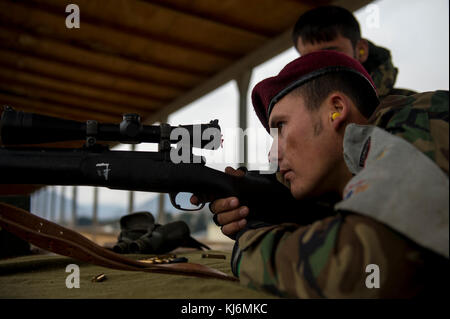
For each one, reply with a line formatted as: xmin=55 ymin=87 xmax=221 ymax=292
xmin=0 ymin=82 xmax=155 ymax=118
xmin=143 ymin=0 xmax=317 ymax=37
xmin=0 ymin=0 xmax=234 ymax=74
xmin=0 ymin=26 xmax=206 ymax=90
xmin=0 ymin=49 xmax=181 ymax=101
xmin=0 ymin=92 xmax=120 ymax=122
xmin=24 ymin=0 xmax=270 ymax=57
xmin=0 ymin=66 xmax=163 ymax=112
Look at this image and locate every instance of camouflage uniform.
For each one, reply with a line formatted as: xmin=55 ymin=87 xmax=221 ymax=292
xmin=231 ymin=91 xmax=449 ymax=298
xmin=364 ymin=41 xmax=416 ymax=99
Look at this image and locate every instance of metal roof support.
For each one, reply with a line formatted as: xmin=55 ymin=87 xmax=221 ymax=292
xmin=71 ymin=186 xmax=78 ymax=228
xmin=49 ymin=186 xmax=56 ymax=222
xmin=128 ymin=191 xmax=135 ymax=214
xmin=30 ymin=190 xmax=37 ymax=216
xmin=34 ymin=191 xmax=40 ymax=216
xmin=41 ymin=188 xmax=48 ymax=219
xmin=157 ymin=117 xmax=168 ymax=225
xmin=236 ymin=69 xmax=252 ymax=167
xmin=92 ymin=186 xmax=99 ymax=243
xmin=35 ymin=191 xmax=41 ymax=216
xmin=157 ymin=194 xmax=166 ymax=225
xmin=59 ymin=186 xmax=66 ymax=225
xmin=128 ymin=144 xmax=136 ymax=214
xmin=92 ymin=187 xmax=98 ymax=226
xmin=35 ymin=189 xmax=41 ymax=217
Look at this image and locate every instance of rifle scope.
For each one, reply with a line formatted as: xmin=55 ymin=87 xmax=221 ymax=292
xmin=0 ymin=106 xmax=221 ymax=149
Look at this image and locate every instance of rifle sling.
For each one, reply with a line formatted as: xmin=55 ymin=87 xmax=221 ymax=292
xmin=0 ymin=202 xmax=237 ymax=282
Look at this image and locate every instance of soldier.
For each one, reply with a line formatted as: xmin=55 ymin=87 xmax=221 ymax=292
xmin=195 ymin=51 xmax=449 ymax=298
xmin=292 ymin=5 xmax=416 ymax=99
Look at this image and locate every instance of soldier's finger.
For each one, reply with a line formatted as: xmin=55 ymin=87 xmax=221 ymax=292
xmin=191 ymin=193 xmax=217 ymax=206
xmin=215 ymin=207 xmax=249 ymax=225
xmin=221 ymin=219 xmax=247 ymax=237
xmin=210 ymin=197 xmax=240 ymax=214
xmin=190 ymin=195 xmax=199 ymax=206
xmin=225 ymin=166 xmax=246 ymax=177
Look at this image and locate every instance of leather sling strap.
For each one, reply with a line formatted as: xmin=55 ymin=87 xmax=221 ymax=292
xmin=0 ymin=202 xmax=238 ymax=282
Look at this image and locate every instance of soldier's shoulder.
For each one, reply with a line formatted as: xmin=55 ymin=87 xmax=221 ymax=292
xmin=369 ymin=90 xmax=449 ymax=174
xmin=388 ymin=87 xmax=417 ymax=97
xmin=369 ymin=90 xmax=449 ymax=126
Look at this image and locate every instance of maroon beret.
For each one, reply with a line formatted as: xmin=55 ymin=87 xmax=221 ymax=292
xmin=251 ymin=50 xmax=378 ymax=131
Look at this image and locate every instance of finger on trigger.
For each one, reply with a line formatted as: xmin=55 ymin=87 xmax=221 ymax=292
xmin=190 ymin=195 xmax=199 ymax=205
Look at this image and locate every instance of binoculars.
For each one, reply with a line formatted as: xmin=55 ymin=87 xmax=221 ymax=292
xmin=113 ymin=212 xmax=209 ymax=254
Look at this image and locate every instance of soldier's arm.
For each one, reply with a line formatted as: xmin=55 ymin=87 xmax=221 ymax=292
xmin=231 ymin=212 xmax=438 ymax=298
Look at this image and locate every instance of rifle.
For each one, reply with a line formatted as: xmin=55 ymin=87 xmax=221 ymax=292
xmin=0 ymin=106 xmax=334 ymax=225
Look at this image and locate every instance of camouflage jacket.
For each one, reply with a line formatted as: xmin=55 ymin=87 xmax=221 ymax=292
xmin=231 ymin=91 xmax=449 ymax=298
xmin=364 ymin=41 xmax=416 ymax=99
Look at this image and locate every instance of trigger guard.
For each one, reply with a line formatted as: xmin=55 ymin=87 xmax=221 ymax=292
xmin=169 ymin=192 xmax=181 ymax=210
xmin=169 ymin=192 xmax=205 ymax=211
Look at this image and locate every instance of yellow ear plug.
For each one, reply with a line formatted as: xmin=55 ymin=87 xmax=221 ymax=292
xmin=331 ymin=112 xmax=341 ymax=121
xmin=359 ymin=49 xmax=365 ymax=56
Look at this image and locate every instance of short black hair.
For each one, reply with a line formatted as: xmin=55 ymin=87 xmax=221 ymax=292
xmin=292 ymin=6 xmax=361 ymax=49
xmin=290 ymin=71 xmax=379 ymax=119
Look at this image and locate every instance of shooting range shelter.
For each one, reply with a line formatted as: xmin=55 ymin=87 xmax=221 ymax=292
xmin=0 ymin=0 xmax=373 ymax=298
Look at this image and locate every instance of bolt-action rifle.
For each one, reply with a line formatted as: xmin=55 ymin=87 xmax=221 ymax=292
xmin=0 ymin=106 xmax=334 ymax=225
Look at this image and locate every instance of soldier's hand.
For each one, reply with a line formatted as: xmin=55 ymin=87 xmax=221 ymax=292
xmin=190 ymin=167 xmax=249 ymax=239
xmin=209 ymin=196 xmax=249 ymax=239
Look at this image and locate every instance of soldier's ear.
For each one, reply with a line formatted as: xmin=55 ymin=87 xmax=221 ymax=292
xmin=355 ymin=39 xmax=369 ymax=63
xmin=327 ymin=94 xmax=349 ymax=132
